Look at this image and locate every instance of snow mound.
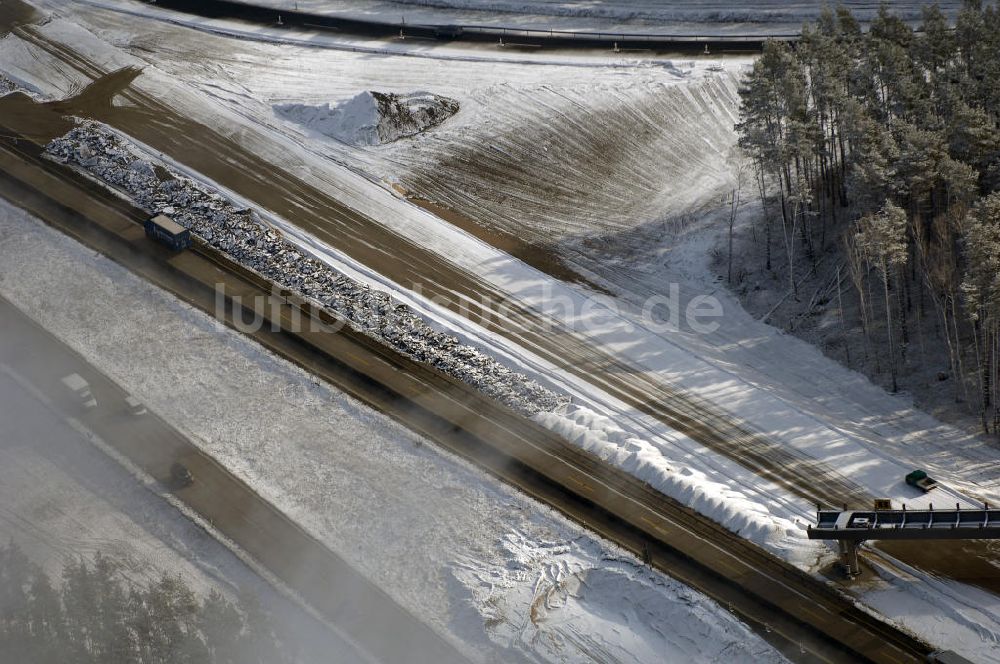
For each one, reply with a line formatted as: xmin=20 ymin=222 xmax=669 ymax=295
xmin=533 ymin=404 xmax=820 ymax=565
xmin=447 ymin=530 xmax=789 ymax=663
xmin=275 ymin=91 xmax=459 ymax=146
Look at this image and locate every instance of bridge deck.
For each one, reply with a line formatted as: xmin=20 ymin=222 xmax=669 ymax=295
xmin=809 ymin=508 xmax=1000 ymax=541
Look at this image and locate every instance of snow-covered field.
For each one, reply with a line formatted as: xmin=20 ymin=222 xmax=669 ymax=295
xmin=3 ymin=2 xmax=1000 ymax=660
xmin=53 ymin=0 xmax=999 ymax=521
xmin=0 ymin=199 xmax=787 ymax=664
xmin=82 ymin=3 xmax=748 ymax=240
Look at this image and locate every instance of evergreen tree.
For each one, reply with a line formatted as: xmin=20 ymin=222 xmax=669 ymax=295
xmin=0 ymin=543 xmax=294 ymax=664
xmin=200 ymin=590 xmax=243 ymax=664
xmin=856 ymin=201 xmax=909 ymax=391
xmin=734 ymin=1 xmax=1000 ymax=418
xmin=26 ymin=570 xmax=67 ymax=664
xmin=917 ymin=4 xmax=957 ymax=73
xmin=0 ymin=541 xmax=33 ymax=663
xmin=961 ymin=192 xmax=1000 ymax=430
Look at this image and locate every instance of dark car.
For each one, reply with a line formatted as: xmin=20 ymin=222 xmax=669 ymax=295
xmin=170 ymin=462 xmax=194 ymax=489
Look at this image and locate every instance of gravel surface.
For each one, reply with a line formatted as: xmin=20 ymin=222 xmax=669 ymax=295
xmin=47 ymin=122 xmax=568 ymax=416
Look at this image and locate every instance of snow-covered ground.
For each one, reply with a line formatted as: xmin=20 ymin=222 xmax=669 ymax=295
xmin=0 ymin=199 xmax=787 ymax=664
xmin=3 ymin=3 xmax=1000 ymax=660
xmin=275 ymin=90 xmax=459 ymax=146
xmin=0 ymin=372 xmax=239 ymax=594
xmin=75 ymin=0 xmax=749 ymax=240
xmin=50 ymin=0 xmax=998 ymax=522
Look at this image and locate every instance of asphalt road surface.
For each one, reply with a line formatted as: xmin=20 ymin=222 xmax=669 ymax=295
xmin=0 ymin=299 xmax=470 ymax=664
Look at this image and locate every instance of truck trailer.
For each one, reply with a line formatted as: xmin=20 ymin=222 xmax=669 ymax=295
xmin=144 ymin=214 xmax=192 ymax=251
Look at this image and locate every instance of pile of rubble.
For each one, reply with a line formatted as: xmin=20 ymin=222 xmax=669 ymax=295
xmin=46 ymin=122 xmax=567 ymax=416
xmin=275 ymin=90 xmax=459 ymax=146
xmin=0 ymin=74 xmax=19 ymax=95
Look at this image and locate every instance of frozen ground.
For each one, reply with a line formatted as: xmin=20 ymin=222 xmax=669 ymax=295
xmin=83 ymin=3 xmax=749 ymax=240
xmin=4 ymin=4 xmax=1000 ymax=660
xmin=718 ymin=195 xmax=997 ymax=438
xmin=226 ymin=0 xmax=969 ymax=34
xmin=0 ymin=199 xmax=788 ymax=663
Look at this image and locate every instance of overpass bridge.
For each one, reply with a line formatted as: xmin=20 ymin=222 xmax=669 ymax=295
xmin=808 ymin=505 xmax=1000 ymax=575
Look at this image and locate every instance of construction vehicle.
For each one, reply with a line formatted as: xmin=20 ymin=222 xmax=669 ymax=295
xmin=144 ymin=214 xmax=191 ymax=251
xmin=905 ymin=469 xmax=939 ymax=492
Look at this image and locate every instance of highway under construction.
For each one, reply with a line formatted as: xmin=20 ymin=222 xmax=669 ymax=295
xmin=8 ymin=13 xmax=995 ymax=594
xmin=0 ymin=101 xmax=935 ymax=664
xmin=0 ymin=2 xmax=995 ymax=662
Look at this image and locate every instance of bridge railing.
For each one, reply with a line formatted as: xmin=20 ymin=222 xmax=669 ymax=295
xmin=809 ymin=507 xmax=1000 ymax=541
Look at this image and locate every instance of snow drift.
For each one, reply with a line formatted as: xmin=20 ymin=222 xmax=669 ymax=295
xmin=533 ymin=404 xmax=815 ymax=562
xmin=275 ymin=91 xmax=459 ymax=146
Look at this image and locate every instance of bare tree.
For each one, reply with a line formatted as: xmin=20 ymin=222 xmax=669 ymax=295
xmin=727 ymin=148 xmax=751 ymax=284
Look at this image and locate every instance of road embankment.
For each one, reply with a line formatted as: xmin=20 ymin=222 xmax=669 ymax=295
xmin=130 ymin=0 xmax=787 ymax=52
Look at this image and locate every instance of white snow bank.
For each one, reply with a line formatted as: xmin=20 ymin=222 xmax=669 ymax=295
xmin=534 ymin=404 xmax=813 ymax=560
xmin=449 ymin=530 xmax=788 ymax=663
xmin=275 ymin=90 xmax=458 ymax=146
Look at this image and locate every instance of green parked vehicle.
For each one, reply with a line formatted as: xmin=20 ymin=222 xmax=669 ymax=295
xmin=905 ymin=469 xmax=938 ymax=492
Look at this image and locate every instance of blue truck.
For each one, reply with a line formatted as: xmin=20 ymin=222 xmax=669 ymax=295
xmin=144 ymin=214 xmax=191 ymax=251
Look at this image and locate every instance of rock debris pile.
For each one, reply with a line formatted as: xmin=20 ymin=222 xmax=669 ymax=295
xmin=0 ymin=74 xmax=19 ymax=95
xmin=47 ymin=122 xmax=567 ymax=415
